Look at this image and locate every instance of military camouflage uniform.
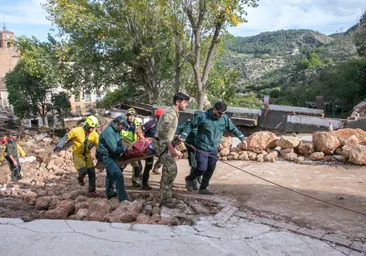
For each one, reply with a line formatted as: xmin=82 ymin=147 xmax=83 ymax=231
xmin=152 ymin=107 xmax=179 ymax=201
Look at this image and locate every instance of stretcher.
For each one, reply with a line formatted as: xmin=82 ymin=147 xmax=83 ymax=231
xmin=95 ymin=138 xmax=156 ymax=169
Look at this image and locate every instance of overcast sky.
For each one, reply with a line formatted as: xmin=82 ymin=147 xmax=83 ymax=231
xmin=1 ymin=0 xmax=366 ymax=41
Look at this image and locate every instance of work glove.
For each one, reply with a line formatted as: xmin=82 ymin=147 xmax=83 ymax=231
xmin=53 ymin=146 xmax=62 ymax=153
xmin=88 ymin=143 xmax=95 ymax=150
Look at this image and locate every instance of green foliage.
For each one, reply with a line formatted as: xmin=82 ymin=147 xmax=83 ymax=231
xmin=99 ymin=85 xmax=143 ymax=109
xmin=52 ymin=92 xmax=71 ymax=118
xmin=323 ymin=58 xmax=334 ymax=64
xmin=45 ymin=0 xmax=177 ymax=103
xmin=298 ymin=57 xmax=312 ymax=70
xmin=207 ymin=65 xmax=239 ymax=103
xmin=276 ymin=58 xmax=366 ymax=114
xmin=5 ymin=62 xmax=52 ymax=120
xmin=296 ymin=53 xmax=328 ymax=70
xmin=354 ymin=23 xmax=366 ymax=57
xmin=227 ymin=92 xmax=262 ymax=109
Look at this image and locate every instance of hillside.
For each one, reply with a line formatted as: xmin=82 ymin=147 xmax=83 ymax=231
xmin=224 ymin=28 xmax=357 ymax=89
xmin=226 ymin=29 xmax=333 ymax=56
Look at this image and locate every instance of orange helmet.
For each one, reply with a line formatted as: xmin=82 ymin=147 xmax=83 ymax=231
xmin=155 ymin=108 xmax=164 ymax=118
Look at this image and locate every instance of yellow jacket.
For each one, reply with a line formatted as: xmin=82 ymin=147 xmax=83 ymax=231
xmin=0 ymin=143 xmax=25 ymax=161
xmin=121 ymin=118 xmax=143 ymax=145
xmin=67 ymin=127 xmax=99 ymax=156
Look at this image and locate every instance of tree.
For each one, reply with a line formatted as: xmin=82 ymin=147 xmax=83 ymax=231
xmin=52 ymin=92 xmax=72 ymax=119
xmin=354 ymin=11 xmax=366 ymax=57
xmin=5 ymin=62 xmax=53 ymax=123
xmin=183 ymin=0 xmax=259 ymax=109
xmin=44 ymin=0 xmax=176 ymax=103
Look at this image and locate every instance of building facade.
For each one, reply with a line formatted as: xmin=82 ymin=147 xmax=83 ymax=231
xmin=0 ymin=27 xmax=116 ymax=127
xmin=0 ymin=25 xmax=20 ymax=112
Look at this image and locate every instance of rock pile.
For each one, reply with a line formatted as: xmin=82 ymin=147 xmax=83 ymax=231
xmin=216 ymin=129 xmax=366 ymax=165
xmin=0 ymin=132 xmax=221 ymax=224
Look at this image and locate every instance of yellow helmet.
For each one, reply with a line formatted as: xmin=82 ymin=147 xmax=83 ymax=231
xmin=134 ymin=117 xmax=143 ymax=126
xmin=85 ymin=115 xmax=99 ymax=128
xmin=126 ymin=108 xmax=137 ymax=116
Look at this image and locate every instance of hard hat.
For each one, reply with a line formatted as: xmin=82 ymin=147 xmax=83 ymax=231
xmin=134 ymin=117 xmax=143 ymax=126
xmin=126 ymin=108 xmax=137 ymax=116
xmin=155 ymin=108 xmax=164 ymax=118
xmin=1 ymin=136 xmax=9 ymax=144
xmin=85 ymin=115 xmax=99 ymax=128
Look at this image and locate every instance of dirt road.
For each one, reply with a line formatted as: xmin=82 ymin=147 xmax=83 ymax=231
xmin=143 ymin=159 xmax=366 ymax=240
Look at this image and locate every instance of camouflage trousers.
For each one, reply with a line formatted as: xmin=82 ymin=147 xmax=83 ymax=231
xmin=159 ymin=152 xmax=178 ymax=201
xmin=152 ymin=138 xmax=178 ymax=202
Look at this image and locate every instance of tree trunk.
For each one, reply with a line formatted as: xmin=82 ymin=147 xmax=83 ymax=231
xmin=174 ymin=40 xmax=181 ymax=93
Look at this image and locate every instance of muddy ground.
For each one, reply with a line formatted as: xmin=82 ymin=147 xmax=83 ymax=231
xmin=0 ymin=146 xmax=365 ymax=242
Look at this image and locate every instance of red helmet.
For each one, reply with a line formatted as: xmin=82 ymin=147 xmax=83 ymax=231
xmin=1 ymin=137 xmax=9 ymax=144
xmin=155 ymin=108 xmax=164 ymax=118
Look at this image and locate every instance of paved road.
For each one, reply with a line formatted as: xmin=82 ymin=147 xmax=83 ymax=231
xmin=0 ymin=218 xmax=362 ymax=256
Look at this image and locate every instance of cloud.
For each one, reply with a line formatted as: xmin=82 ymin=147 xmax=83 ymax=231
xmin=229 ymin=0 xmax=366 ymax=36
xmin=0 ymin=0 xmax=50 ymax=25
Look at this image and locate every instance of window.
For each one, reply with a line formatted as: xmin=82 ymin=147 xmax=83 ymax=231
xmin=0 ymin=41 xmax=2 ymax=48
xmin=74 ymin=95 xmax=81 ymax=102
xmin=7 ymin=42 xmax=11 ymax=48
xmin=84 ymin=93 xmax=91 ymax=102
xmin=75 ymin=106 xmax=82 ymax=115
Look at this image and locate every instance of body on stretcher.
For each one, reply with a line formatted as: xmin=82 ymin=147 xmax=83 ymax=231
xmin=95 ymin=138 xmax=156 ymax=169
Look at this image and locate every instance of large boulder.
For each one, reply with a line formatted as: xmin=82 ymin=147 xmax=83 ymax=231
xmin=44 ymin=208 xmax=68 ymax=219
xmin=312 ymin=132 xmax=340 ymax=155
xmin=246 ymin=131 xmax=278 ymax=153
xmin=298 ymin=141 xmax=314 ymax=156
xmin=35 ymin=196 xmax=52 ymax=210
xmin=87 ymin=198 xmax=111 ymax=222
xmin=236 ymin=141 xmax=248 ymax=151
xmin=347 ymin=145 xmax=366 ymax=165
xmin=75 ymin=208 xmax=88 ymax=220
xmin=344 ymin=135 xmax=359 ymax=148
xmin=276 ymin=136 xmax=301 ymax=149
xmin=75 ymin=201 xmax=89 ymax=213
xmin=104 ymin=201 xmax=143 ymax=223
xmin=56 ymin=200 xmax=75 ymax=216
xmin=23 ymin=191 xmax=37 ymax=205
xmin=330 ymin=128 xmax=366 ymax=145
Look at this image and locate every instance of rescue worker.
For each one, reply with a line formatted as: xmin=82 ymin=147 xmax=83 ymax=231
xmin=121 ymin=108 xmax=144 ymax=188
xmin=54 ymin=115 xmax=99 ymax=196
xmin=2 ymin=136 xmax=21 ymax=182
xmin=96 ymin=115 xmax=132 ymax=202
xmin=140 ymin=108 xmax=164 ymax=190
xmin=152 ymin=92 xmax=190 ymax=205
xmin=175 ymin=110 xmax=203 ymax=190
xmin=181 ymin=102 xmax=245 ymax=195
xmin=1 ymin=132 xmax=26 ymax=180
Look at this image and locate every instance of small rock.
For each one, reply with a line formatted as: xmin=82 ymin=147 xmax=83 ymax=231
xmin=310 ymin=152 xmax=325 ymax=161
xmin=152 ymin=206 xmax=160 ymax=215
